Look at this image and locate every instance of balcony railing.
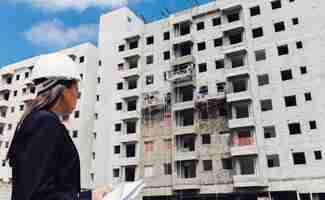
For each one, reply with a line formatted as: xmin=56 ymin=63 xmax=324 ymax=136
xmin=167 ymin=65 xmax=194 ymax=82
xmin=232 ymin=136 xmax=254 ymax=146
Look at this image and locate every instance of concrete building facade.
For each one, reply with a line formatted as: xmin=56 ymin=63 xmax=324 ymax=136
xmin=95 ymin=0 xmax=325 ymax=199
xmin=0 ymin=43 xmax=99 ymax=197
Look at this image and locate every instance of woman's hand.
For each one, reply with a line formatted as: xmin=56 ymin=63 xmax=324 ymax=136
xmin=92 ymin=185 xmax=113 ymax=200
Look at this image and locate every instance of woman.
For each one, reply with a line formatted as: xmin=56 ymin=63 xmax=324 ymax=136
xmin=6 ymin=53 xmax=112 ymax=200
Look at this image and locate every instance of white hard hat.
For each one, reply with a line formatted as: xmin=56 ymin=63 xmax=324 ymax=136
xmin=32 ymin=52 xmax=81 ymax=94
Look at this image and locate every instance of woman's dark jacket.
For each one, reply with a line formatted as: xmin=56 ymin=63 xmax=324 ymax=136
xmin=7 ymin=110 xmax=91 ymax=200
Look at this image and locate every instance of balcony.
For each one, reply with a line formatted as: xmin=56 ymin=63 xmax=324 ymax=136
xmin=173 ymin=101 xmax=194 ymax=111
xmin=173 ymin=125 xmax=195 ymax=135
xmin=118 ymin=156 xmax=138 ymax=166
xmin=231 ymin=137 xmax=257 ymax=157
xmin=119 ymin=68 xmax=140 ymax=79
xmin=228 ymin=118 xmax=254 ymax=129
xmin=171 ymin=55 xmax=195 ymax=66
xmin=119 ymin=133 xmax=138 ymax=143
xmin=172 ymin=33 xmax=195 ymax=45
xmin=233 ymin=175 xmax=268 ymax=188
xmin=22 ymin=92 xmax=36 ymax=103
xmin=121 ymin=49 xmax=141 ymax=60
xmin=120 ymin=88 xmax=140 ymax=100
xmin=175 ymin=149 xmax=199 ymax=161
xmin=167 ymin=64 xmax=194 ymax=82
xmin=173 ymin=178 xmax=200 ymax=190
xmin=227 ymin=90 xmax=252 ymax=102
xmin=195 ymin=92 xmax=226 ymax=102
xmin=0 ymin=99 xmax=10 ymax=107
xmin=120 ymin=110 xmax=139 ymax=121
xmin=225 ymin=66 xmax=249 ymax=78
xmin=142 ymin=92 xmax=163 ymax=109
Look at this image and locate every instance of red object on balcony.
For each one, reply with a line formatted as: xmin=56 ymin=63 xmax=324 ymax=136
xmin=233 ymin=135 xmax=254 ymax=146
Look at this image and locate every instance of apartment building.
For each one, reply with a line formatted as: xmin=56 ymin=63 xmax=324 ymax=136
xmin=0 ymin=43 xmax=99 ymax=197
xmin=94 ymin=0 xmax=325 ymax=199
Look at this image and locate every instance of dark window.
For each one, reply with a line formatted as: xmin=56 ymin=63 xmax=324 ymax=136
xmin=202 ymin=134 xmax=211 ymax=144
xmin=214 ymin=38 xmax=223 ymax=47
xmin=222 ymin=158 xmax=233 ymax=169
xmin=212 ymin=17 xmax=221 ymax=26
xmin=79 ymin=56 xmax=85 ymax=63
xmin=289 ymin=0 xmax=295 ymax=2
xmin=72 ymin=130 xmax=78 ymax=138
xmin=117 ymin=82 xmax=123 ymax=90
xmin=197 ymin=42 xmax=206 ymax=51
xmin=127 ymin=100 xmax=137 ymax=111
xmin=258 ymin=74 xmax=269 ymax=86
xmin=267 ymin=155 xmax=280 ymax=168
xmin=277 ymin=44 xmax=289 ymax=56
xmin=203 ymin=160 xmax=213 ymax=171
xmin=288 ymin=123 xmax=301 ymax=135
xmin=146 ymin=36 xmax=154 ymax=45
xmin=116 ymin=102 xmax=122 ymax=111
xmin=304 ymin=92 xmax=312 ymax=101
xmin=296 ymin=41 xmax=303 ymax=49
xmin=274 ymin=21 xmax=285 ymax=32
xmin=97 ymin=77 xmax=101 ymax=84
xmin=96 ymin=95 xmax=99 ymax=101
xmin=292 ymin=17 xmax=299 ymax=25
xmin=314 ymin=151 xmax=322 ymax=160
xmin=113 ymin=168 xmax=120 ymax=177
xmin=20 ymin=105 xmax=24 ymax=111
xmin=118 ymin=45 xmax=125 ymax=52
xmin=250 ymin=6 xmax=261 ymax=16
xmin=115 ymin=123 xmax=122 ymax=131
xmin=114 ymin=145 xmax=120 ymax=154
xmin=128 ymin=79 xmax=137 ymax=90
xmin=261 ymin=99 xmax=273 ymax=111
xmin=264 ymin=126 xmax=276 ymax=138
xmin=164 ymin=163 xmax=172 ymax=175
xmin=252 ymin=27 xmax=264 ymax=38
xmin=129 ymin=40 xmax=138 ymax=49
xmin=163 ymin=51 xmax=170 ymax=60
xmin=126 ymin=121 xmax=136 ymax=134
xmin=16 ymin=74 xmax=20 ymax=81
xmin=281 ymin=69 xmax=293 ymax=81
xmin=24 ymin=72 xmax=29 ymax=79
xmin=215 ymin=59 xmax=224 ymax=69
xmin=227 ymin=12 xmax=240 ymax=23
xmin=74 ymin=111 xmax=80 ymax=118
xmin=197 ymin=21 xmax=205 ymax=31
xmin=284 ymin=95 xmax=297 ymax=107
xmin=146 ymin=55 xmax=154 ymax=65
xmin=146 ymin=75 xmax=154 ymax=85
xmin=255 ymin=49 xmax=266 ymax=61
xmin=198 ymin=63 xmax=207 ymax=73
xmin=300 ymin=66 xmax=307 ymax=74
xmin=14 ymin=90 xmax=17 ymax=96
xmin=271 ymin=0 xmax=282 ymax=9
xmin=309 ymin=121 xmax=317 ymax=130
xmin=163 ymin=31 xmax=170 ymax=40
xmin=98 ymin=60 xmax=102 ymax=66
xmin=293 ymin=152 xmax=306 ymax=165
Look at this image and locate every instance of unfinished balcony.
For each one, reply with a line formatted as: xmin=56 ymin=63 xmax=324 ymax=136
xmin=120 ymin=76 xmax=140 ymax=99
xmin=174 ymin=160 xmax=200 ymax=190
xmin=224 ymin=49 xmax=248 ymax=78
xmin=228 ymin=101 xmax=254 ymax=129
xmin=0 ymin=90 xmax=10 ymax=107
xmin=22 ymin=85 xmax=36 ymax=103
xmin=222 ymin=27 xmax=245 ymax=53
xmin=119 ymin=119 xmax=138 ymax=143
xmin=120 ymin=98 xmax=139 ymax=121
xmin=172 ymin=20 xmax=193 ymax=45
xmin=221 ymin=4 xmax=244 ymax=32
xmin=233 ymin=156 xmax=268 ymax=188
xmin=174 ymin=108 xmax=194 ymax=135
xmin=227 ymin=75 xmax=252 ymax=102
xmin=123 ymin=165 xmax=137 ymax=182
xmin=0 ymin=73 xmax=13 ymax=91
xmin=167 ymin=63 xmax=194 ymax=84
xmin=175 ymin=134 xmax=198 ymax=161
xmin=230 ymin=127 xmax=257 ymax=157
xmin=141 ymin=92 xmax=164 ymax=110
xmin=119 ymin=143 xmax=138 ymax=166
xmin=120 ymin=36 xmax=141 ymax=59
xmin=173 ymin=85 xmax=194 ymax=111
xmin=172 ymin=41 xmax=194 ymax=66
xmin=0 ymin=106 xmax=8 ymax=124
xmin=119 ymin=56 xmax=140 ymax=78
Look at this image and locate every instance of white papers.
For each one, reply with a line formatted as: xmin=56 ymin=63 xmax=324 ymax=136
xmin=103 ymin=180 xmax=145 ymax=200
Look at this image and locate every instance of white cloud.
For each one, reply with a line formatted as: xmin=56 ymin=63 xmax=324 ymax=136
xmin=12 ymin=0 xmax=139 ymax=12
xmin=24 ymin=19 xmax=98 ymax=49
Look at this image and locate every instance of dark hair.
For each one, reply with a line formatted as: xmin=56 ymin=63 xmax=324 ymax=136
xmin=6 ymin=79 xmax=77 ymax=162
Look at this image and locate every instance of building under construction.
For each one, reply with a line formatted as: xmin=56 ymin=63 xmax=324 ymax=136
xmin=93 ymin=0 xmax=325 ymax=199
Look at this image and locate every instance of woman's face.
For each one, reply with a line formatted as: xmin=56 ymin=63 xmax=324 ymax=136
xmin=63 ymin=82 xmax=79 ymax=113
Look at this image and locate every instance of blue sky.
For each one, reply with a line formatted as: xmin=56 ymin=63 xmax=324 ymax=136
xmin=0 ymin=0 xmax=210 ymax=68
